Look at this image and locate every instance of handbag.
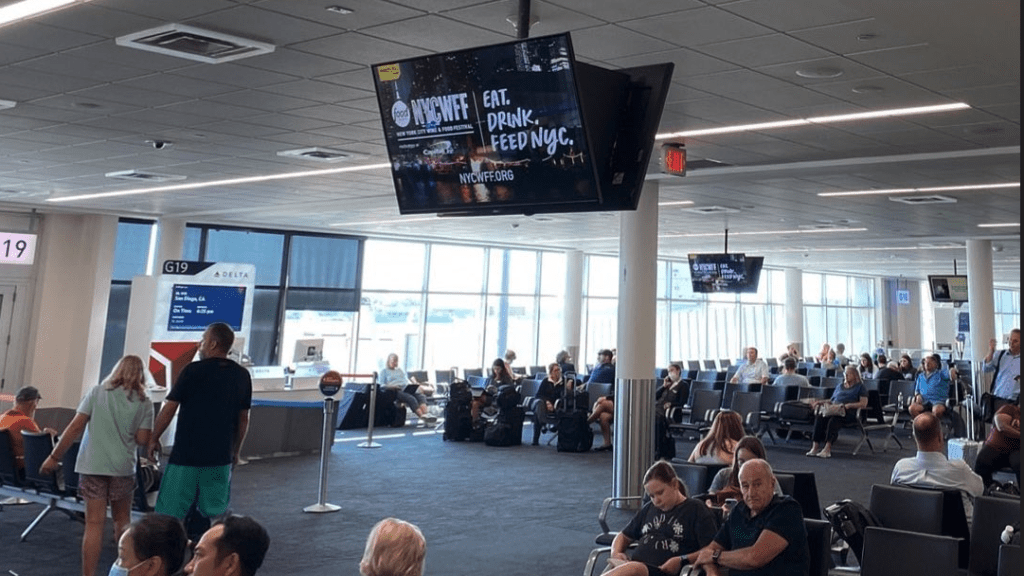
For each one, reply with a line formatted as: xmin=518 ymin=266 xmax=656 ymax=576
xmin=818 ymin=402 xmax=846 ymax=418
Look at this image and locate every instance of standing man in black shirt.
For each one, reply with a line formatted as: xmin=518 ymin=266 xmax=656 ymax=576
xmin=150 ymin=322 xmax=252 ymax=533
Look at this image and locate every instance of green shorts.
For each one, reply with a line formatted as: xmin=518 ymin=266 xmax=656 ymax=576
xmin=155 ymin=463 xmax=232 ymax=520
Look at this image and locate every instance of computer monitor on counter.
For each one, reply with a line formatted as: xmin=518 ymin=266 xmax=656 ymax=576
xmin=293 ymin=338 xmax=324 ymax=363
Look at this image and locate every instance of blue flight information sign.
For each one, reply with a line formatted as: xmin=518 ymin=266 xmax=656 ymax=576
xmin=168 ymin=284 xmax=246 ymax=331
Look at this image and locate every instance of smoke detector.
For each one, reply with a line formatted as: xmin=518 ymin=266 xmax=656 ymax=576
xmin=116 ymin=24 xmax=275 ymax=64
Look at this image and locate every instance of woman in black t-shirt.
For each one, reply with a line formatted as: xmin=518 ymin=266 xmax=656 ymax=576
xmin=605 ymin=460 xmax=718 ymax=576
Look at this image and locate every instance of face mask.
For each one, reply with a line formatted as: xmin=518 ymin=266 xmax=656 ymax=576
xmin=108 ymin=560 xmax=144 ymax=576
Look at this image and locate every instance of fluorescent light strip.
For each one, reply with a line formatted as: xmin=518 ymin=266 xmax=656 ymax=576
xmin=819 ymin=182 xmax=1020 ymax=197
xmin=658 ymin=200 xmax=695 ymax=206
xmin=656 ymin=102 xmax=969 ymax=140
xmin=0 ymin=0 xmax=81 ymax=27
xmin=978 ymin=222 xmax=1020 ymax=228
xmin=330 ymin=216 xmax=436 ymax=227
xmin=47 ymin=162 xmax=392 ymax=203
xmin=661 ymin=227 xmax=867 ymax=239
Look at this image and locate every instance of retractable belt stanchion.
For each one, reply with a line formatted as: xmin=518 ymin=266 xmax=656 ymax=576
xmin=358 ymin=371 xmax=382 ymax=449
xmin=304 ymin=371 xmax=343 ymax=513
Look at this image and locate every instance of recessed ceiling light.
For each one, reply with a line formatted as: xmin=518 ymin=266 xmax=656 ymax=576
xmin=277 ymin=147 xmax=364 ymax=162
xmin=978 ymin=222 xmax=1020 ymax=228
xmin=795 ymin=66 xmax=843 ymax=79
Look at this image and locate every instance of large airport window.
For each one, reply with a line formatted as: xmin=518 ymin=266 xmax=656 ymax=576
xmin=540 ymin=251 xmax=567 ymax=297
xmin=363 ymin=240 xmax=425 ymax=292
xmin=428 ymin=244 xmax=484 ymax=293
xmin=357 ymin=293 xmax=424 ymax=374
xmin=111 ymin=220 xmax=154 ymax=281
xmin=288 ymin=235 xmax=360 ymax=289
xmin=281 ymin=310 xmax=357 ymax=371
xmin=586 ymin=256 xmax=619 ymax=298
xmin=204 ymin=229 xmax=284 ymax=286
xmin=537 ymin=295 xmax=564 ymax=363
xmin=424 ymin=293 xmax=485 ymax=372
xmin=99 ymin=284 xmax=133 ymax=378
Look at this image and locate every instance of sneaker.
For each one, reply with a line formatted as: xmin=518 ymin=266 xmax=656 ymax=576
xmin=805 ymin=449 xmax=818 ymax=457
xmin=421 ymin=414 xmax=438 ymax=425
xmin=816 ymin=450 xmax=832 ymax=459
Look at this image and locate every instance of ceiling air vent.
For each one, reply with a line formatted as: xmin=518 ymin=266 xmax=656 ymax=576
xmin=105 ymin=170 xmax=186 ymax=183
xmin=116 ymin=24 xmax=275 ymax=64
xmin=685 ymin=206 xmax=741 ymax=215
xmin=889 ymin=194 xmax=957 ymax=205
xmin=277 ymin=147 xmax=363 ymax=163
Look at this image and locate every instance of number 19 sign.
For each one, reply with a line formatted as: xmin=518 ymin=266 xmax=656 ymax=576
xmin=0 ymin=232 xmax=37 ymax=265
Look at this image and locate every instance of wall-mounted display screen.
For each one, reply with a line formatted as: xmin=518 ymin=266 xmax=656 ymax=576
xmin=928 ymin=275 xmax=968 ymax=302
xmin=168 ymin=284 xmax=247 ymax=331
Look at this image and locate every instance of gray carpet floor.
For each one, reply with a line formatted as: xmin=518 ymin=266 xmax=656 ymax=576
xmin=2 ymin=423 xmax=914 ymax=576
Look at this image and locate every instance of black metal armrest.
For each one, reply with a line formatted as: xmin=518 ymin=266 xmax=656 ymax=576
xmin=597 ymin=495 xmax=644 ymax=535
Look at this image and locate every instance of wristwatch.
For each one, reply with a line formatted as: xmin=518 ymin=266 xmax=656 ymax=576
xmin=712 ymin=549 xmax=722 ymax=565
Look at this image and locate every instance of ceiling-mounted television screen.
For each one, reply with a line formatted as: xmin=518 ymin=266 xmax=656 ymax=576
xmin=689 ymin=253 xmax=750 ymax=293
xmin=372 ymin=33 xmax=600 ymax=215
xmin=371 ymin=33 xmax=673 ymax=217
xmin=736 ymin=256 xmax=764 ymax=294
xmin=928 ymin=275 xmax=968 ymax=302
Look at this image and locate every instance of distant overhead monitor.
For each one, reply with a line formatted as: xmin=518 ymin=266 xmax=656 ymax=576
xmin=736 ymin=256 xmax=764 ymax=294
xmin=293 ymin=338 xmax=324 ymax=363
xmin=928 ymin=275 xmax=968 ymax=303
xmin=689 ymin=253 xmax=752 ymax=293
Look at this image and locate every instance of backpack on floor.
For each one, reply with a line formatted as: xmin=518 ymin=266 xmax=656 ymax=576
xmin=484 ymin=406 xmax=525 ymax=447
xmin=494 ymin=384 xmax=522 ymax=412
xmin=443 ymin=382 xmax=473 ymax=441
xmin=823 ymin=499 xmax=880 ymax=563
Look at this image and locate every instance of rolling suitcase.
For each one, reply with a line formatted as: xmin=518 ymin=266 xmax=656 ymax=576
xmin=556 ymin=380 xmax=594 ymax=452
xmin=948 ymin=394 xmax=982 ymax=467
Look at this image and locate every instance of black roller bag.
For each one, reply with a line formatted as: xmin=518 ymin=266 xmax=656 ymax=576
xmin=556 ymin=383 xmax=594 ymax=452
xmin=823 ymin=499 xmax=880 ymax=564
xmin=443 ymin=379 xmax=474 ymax=441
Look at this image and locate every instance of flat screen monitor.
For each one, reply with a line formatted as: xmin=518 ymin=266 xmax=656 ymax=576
xmin=736 ymin=256 xmax=764 ymax=293
xmin=167 ymin=284 xmax=246 ymax=332
xmin=928 ymin=275 xmax=968 ymax=302
xmin=373 ymin=33 xmax=601 ymax=215
xmin=293 ymin=338 xmax=324 ymax=363
xmin=372 ymin=33 xmax=673 ymax=217
xmin=689 ymin=253 xmax=748 ymax=293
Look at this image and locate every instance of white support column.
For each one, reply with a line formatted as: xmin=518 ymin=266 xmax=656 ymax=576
xmin=563 ymin=250 xmax=584 ymax=365
xmin=784 ymin=268 xmax=803 ymax=356
xmin=156 ymin=218 xmax=186 ymax=270
xmin=613 ymin=181 xmax=658 ymax=503
xmin=24 ymin=214 xmax=118 ymax=407
xmin=966 ymin=239 xmax=995 ymax=395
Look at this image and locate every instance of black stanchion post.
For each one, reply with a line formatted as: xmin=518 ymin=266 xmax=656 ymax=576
xmin=358 ymin=371 xmax=382 ymax=449
xmin=304 ymin=371 xmax=342 ymax=513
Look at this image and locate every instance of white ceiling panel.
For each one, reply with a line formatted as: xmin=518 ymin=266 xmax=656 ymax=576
xmin=620 ymin=6 xmax=773 ymax=47
xmin=361 ymin=15 xmax=513 ymax=54
xmin=256 ymin=0 xmax=426 ymax=31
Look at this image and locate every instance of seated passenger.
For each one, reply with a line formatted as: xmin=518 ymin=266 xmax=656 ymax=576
xmin=892 ymin=412 xmax=983 ymax=518
xmin=657 ymin=363 xmax=685 ymax=413
xmin=898 ymin=354 xmax=917 ymax=380
xmin=834 ymin=343 xmax=849 ymax=367
xmin=556 ymin=349 xmax=576 ymax=378
xmin=814 ymin=343 xmax=831 ymax=364
xmin=532 ymin=363 xmax=565 ymax=445
xmin=685 ymin=459 xmax=810 ymax=576
xmin=973 ymin=400 xmax=1020 ymax=487
xmin=707 ymin=436 xmax=783 ymax=506
xmin=110 ymin=513 xmax=188 ymax=576
xmin=772 ymin=357 xmax=810 ymax=387
xmin=471 ymin=358 xmax=515 ymax=422
xmin=909 ymin=354 xmax=957 ymax=418
xmin=378 ymin=353 xmax=435 ymax=426
xmin=0 ymin=386 xmax=57 ymax=478
xmin=688 ymin=410 xmax=744 ymax=465
xmin=805 ymin=366 xmax=868 ymax=459
xmin=587 ymin=349 xmax=617 ymax=452
xmin=185 ymin=515 xmax=270 ymax=576
xmin=604 ymin=460 xmax=718 ymax=576
xmin=874 ymin=360 xmax=903 ymax=386
xmin=730 ymin=347 xmax=769 ymax=385
xmin=777 ymin=343 xmax=801 ymax=363
xmin=360 ymin=517 xmax=426 ymax=576
xmin=857 ymin=353 xmax=875 ymax=379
